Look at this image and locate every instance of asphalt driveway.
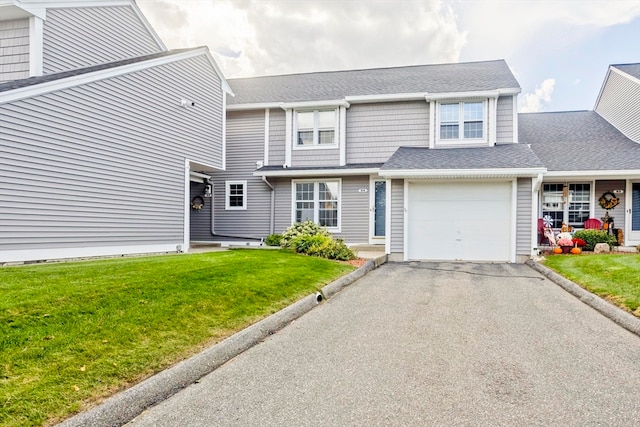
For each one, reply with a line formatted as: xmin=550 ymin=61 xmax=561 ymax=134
xmin=129 ymin=262 xmax=640 ymax=426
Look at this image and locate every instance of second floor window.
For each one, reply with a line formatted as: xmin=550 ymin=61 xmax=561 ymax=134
xmin=295 ymin=109 xmax=337 ymax=147
xmin=439 ymin=101 xmax=485 ymax=142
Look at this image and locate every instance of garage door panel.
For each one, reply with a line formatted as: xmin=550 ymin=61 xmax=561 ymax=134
xmin=407 ymin=181 xmax=512 ymax=261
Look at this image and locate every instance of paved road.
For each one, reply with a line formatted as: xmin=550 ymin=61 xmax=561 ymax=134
xmin=129 ymin=262 xmax=640 ymax=426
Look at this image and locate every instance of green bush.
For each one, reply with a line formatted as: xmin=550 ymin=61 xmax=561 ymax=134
xmin=280 ymin=220 xmax=331 ymax=248
xmin=289 ymin=234 xmax=356 ymax=261
xmin=264 ymin=233 xmax=283 ymax=246
xmin=573 ymin=229 xmax=618 ymax=251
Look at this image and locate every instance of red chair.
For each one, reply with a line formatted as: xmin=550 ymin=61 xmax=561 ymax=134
xmin=538 ymin=218 xmax=549 ymax=245
xmin=584 ymin=218 xmax=602 ymax=229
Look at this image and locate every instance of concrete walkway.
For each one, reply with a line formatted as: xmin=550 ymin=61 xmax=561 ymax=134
xmin=128 ymin=262 xmax=640 ymax=426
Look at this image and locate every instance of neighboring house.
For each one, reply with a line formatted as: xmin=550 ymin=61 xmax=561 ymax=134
xmin=520 ymin=62 xmax=640 ymax=248
xmin=0 ymin=0 xmax=232 ymax=263
xmin=198 ymin=60 xmax=547 ymax=262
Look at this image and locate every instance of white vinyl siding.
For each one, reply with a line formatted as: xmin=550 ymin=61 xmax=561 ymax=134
xmin=42 ymin=6 xmax=163 ymax=74
xmin=0 ymin=54 xmax=224 ymax=256
xmin=0 ymin=19 xmax=30 ymax=83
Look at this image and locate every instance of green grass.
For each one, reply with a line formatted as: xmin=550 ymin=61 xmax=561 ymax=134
xmin=0 ymin=250 xmax=354 ymax=427
xmin=543 ymin=254 xmax=640 ymax=317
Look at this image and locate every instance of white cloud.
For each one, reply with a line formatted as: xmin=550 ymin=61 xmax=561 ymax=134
xmin=137 ymin=0 xmax=467 ymax=78
xmin=520 ymin=78 xmax=556 ymax=113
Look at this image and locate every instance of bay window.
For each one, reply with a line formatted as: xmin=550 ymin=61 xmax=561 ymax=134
xmin=293 ymin=180 xmax=340 ymax=229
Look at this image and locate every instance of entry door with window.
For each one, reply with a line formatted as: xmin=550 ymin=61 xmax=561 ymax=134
xmin=370 ymin=180 xmax=386 ymax=243
xmin=631 ymin=182 xmax=640 ymax=243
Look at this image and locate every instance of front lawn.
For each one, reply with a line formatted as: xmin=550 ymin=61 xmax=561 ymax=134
xmin=543 ymin=254 xmax=640 ymax=317
xmin=0 ymin=250 xmax=354 ymax=427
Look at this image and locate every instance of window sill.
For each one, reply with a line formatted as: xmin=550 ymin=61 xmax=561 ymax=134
xmin=293 ymin=144 xmax=339 ymax=151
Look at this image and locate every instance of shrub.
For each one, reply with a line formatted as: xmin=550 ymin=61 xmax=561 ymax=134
xmin=573 ymin=229 xmax=618 ymax=251
xmin=264 ymin=233 xmax=283 ymax=246
xmin=289 ymin=234 xmax=356 ymax=261
xmin=280 ymin=221 xmax=331 ymax=248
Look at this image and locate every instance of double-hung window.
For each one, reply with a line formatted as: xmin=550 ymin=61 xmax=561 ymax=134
xmin=438 ymin=101 xmax=485 ymax=143
xmin=225 ymin=180 xmax=247 ymax=210
xmin=295 ymin=109 xmax=337 ymax=147
xmin=293 ymin=180 xmax=340 ymax=230
xmin=541 ymin=183 xmax=591 ymax=228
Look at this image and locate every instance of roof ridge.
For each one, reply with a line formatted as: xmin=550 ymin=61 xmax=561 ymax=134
xmin=227 ymin=59 xmax=507 ymax=81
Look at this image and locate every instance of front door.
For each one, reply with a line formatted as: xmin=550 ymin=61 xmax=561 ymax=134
xmin=630 ymin=182 xmax=640 ymax=243
xmin=370 ymin=179 xmax=386 ymax=244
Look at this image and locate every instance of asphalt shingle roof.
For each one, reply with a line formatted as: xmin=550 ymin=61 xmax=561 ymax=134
xmin=613 ymin=63 xmax=640 ymax=80
xmin=0 ymin=48 xmax=198 ymax=92
xmin=519 ymin=111 xmax=640 ymax=171
xmin=227 ymin=60 xmax=519 ymax=105
xmin=381 ymin=144 xmax=544 ymax=170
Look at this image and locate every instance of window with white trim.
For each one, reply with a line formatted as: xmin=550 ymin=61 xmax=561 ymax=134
xmin=437 ymin=101 xmax=486 ymax=144
xmin=293 ymin=180 xmax=340 ymax=229
xmin=541 ymin=183 xmax=591 ymax=228
xmin=295 ymin=109 xmax=337 ymax=147
xmin=225 ymin=181 xmax=247 ymax=210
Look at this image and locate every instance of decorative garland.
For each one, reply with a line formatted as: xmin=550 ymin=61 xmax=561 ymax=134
xmin=191 ymin=196 xmax=205 ymax=211
xmin=598 ymin=191 xmax=619 ymax=210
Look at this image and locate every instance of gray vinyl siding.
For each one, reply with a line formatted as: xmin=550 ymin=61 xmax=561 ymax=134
xmin=0 ymin=19 xmax=29 ymax=83
xmin=496 ymin=96 xmax=514 ymax=143
xmin=268 ymin=109 xmax=286 ymax=165
xmin=211 ymin=110 xmax=271 ymax=238
xmin=347 ymin=101 xmax=429 ymax=164
xmin=335 ymin=176 xmax=369 ymax=243
xmin=291 ymin=148 xmax=340 ymax=167
xmin=42 ymin=6 xmax=163 ymax=74
xmin=595 ymin=70 xmax=640 ymax=143
xmin=594 ymin=180 xmax=626 ymax=235
xmin=516 ymin=178 xmax=532 ymax=256
xmin=390 ymin=179 xmax=404 ymax=254
xmin=273 ymin=178 xmax=292 ymax=234
xmin=0 ymin=54 xmax=224 ymax=252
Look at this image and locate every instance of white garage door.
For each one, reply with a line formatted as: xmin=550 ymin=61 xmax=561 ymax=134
xmin=407 ymin=181 xmax=512 ymax=261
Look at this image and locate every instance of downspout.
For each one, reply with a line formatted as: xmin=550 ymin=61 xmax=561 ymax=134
xmin=262 ymin=176 xmax=275 ymax=235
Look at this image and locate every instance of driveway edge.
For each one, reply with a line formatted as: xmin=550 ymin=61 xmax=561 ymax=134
xmin=526 ymin=260 xmax=640 ymax=338
xmin=58 ymin=254 xmax=387 ymax=427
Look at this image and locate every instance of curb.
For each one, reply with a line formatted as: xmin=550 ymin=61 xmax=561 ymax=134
xmin=526 ymin=260 xmax=640 ymax=338
xmin=58 ymin=255 xmax=387 ymax=427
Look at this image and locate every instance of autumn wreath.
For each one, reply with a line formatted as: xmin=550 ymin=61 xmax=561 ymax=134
xmin=191 ymin=196 xmax=205 ymax=211
xmin=598 ymin=191 xmax=619 ymax=210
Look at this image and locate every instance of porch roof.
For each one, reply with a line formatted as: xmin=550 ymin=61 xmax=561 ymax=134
xmin=519 ymin=111 xmax=640 ymax=172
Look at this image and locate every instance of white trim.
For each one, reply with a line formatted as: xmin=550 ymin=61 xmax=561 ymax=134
xmin=291 ymin=178 xmax=342 ymax=232
xmin=425 ymin=89 xmax=519 ymax=101
xmin=428 ymin=100 xmax=435 ymax=148
xmin=434 ymin=99 xmax=490 ymax=147
xmin=612 ymin=65 xmax=640 ymax=85
xmin=280 ymin=100 xmax=350 ymax=109
xmin=380 ymin=167 xmax=547 ymax=179
xmin=489 ymin=97 xmax=497 ymax=146
xmin=225 ymin=180 xmax=248 ymax=210
xmin=222 ymin=91 xmax=227 ymax=171
xmin=254 ymin=167 xmax=381 ymax=178
xmin=626 ymin=180 xmax=640 ymax=245
xmin=510 ymin=178 xmax=517 ymax=263
xmin=0 ymin=2 xmax=47 ymax=20
xmin=264 ymin=108 xmax=270 ymax=166
xmin=403 ymin=180 xmax=409 ymax=261
xmin=0 ymin=243 xmax=182 ymax=263
xmin=129 ymin=0 xmax=167 ymax=51
xmin=544 ymin=170 xmax=640 ymax=179
xmin=21 ymin=1 xmax=131 ymax=8
xmin=385 ymin=178 xmax=392 ymax=255
xmin=1 ymin=47 xmax=213 ymax=105
xmin=339 ymin=106 xmax=347 ymax=166
xmin=189 ymin=171 xmax=211 ymax=182
xmin=184 ymin=159 xmax=190 ymax=252
xmin=28 ymin=15 xmax=43 ymax=77
xmin=531 ymin=176 xmax=540 ymax=256
xmin=284 ymin=109 xmax=292 ymax=167
xmin=227 ymin=102 xmax=283 ymax=111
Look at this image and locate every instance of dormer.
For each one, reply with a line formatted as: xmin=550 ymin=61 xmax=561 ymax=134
xmin=0 ymin=0 xmax=165 ymax=84
xmin=426 ymin=89 xmax=520 ymax=149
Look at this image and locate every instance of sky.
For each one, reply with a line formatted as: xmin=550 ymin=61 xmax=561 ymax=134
xmin=136 ymin=0 xmax=640 ymax=113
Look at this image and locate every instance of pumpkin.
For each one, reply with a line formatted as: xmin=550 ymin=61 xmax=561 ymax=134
xmin=553 ymin=247 xmax=563 ymax=254
xmin=570 ymin=247 xmax=582 ymax=254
